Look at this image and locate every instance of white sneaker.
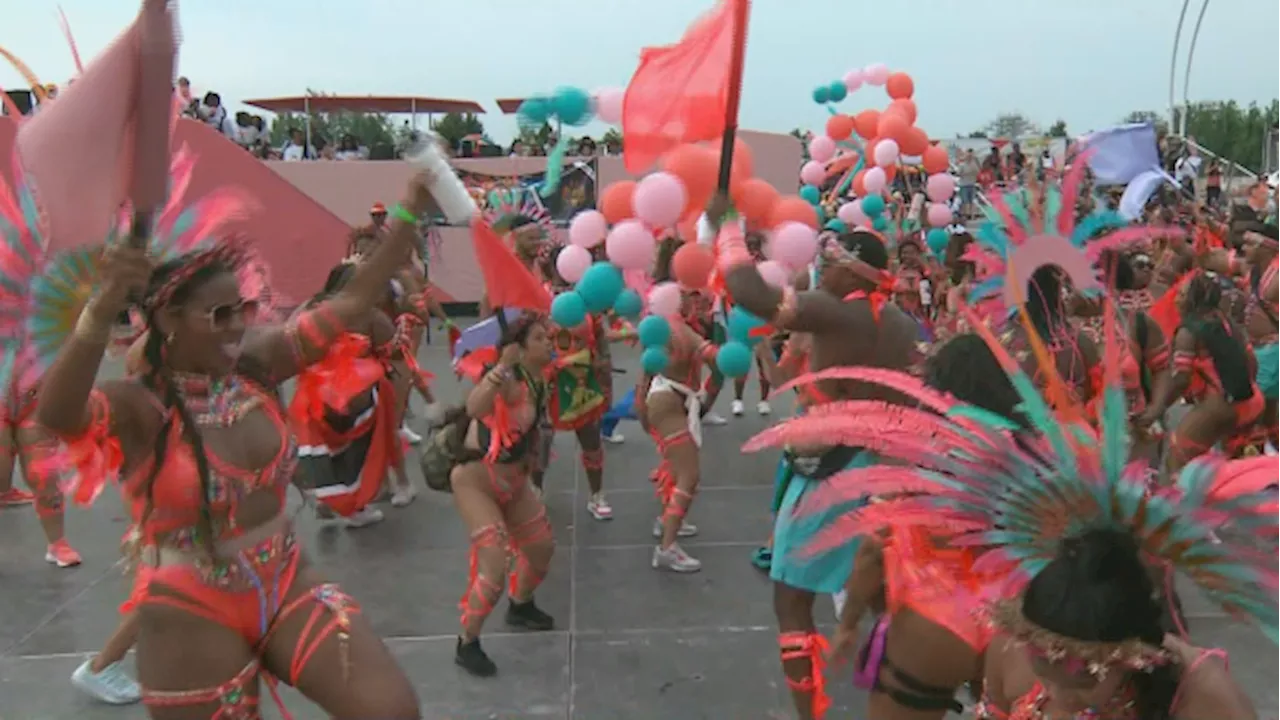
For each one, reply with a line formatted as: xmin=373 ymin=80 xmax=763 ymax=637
xmin=757 ymin=401 xmax=772 ymax=416
xmin=399 ymin=424 xmax=423 ymax=445
xmin=587 ymin=493 xmax=613 ymax=520
xmin=652 ymin=517 xmax=698 ymax=538
xmin=391 ymin=481 xmax=418 ymax=507
xmin=652 ymin=543 xmax=702 ymax=572
xmin=71 ymin=659 xmax=142 ymax=705
xmin=703 ymin=412 xmax=728 ymax=426
xmin=731 ymin=399 xmax=745 ymax=416
xmin=604 ymin=431 xmax=625 ymax=444
xmin=344 ymin=506 xmax=385 ymax=528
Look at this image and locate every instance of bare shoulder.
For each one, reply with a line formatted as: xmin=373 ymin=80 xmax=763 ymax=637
xmin=1172 ymin=653 xmax=1257 ymax=720
xmin=983 ymin=635 xmax=1033 ymax=709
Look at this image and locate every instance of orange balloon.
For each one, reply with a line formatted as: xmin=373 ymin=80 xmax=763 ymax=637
xmin=600 ymin=181 xmax=636 ymax=225
xmin=922 ymin=145 xmax=950 ymax=175
xmin=672 ymin=243 xmax=715 ymax=289
xmin=769 ymin=195 xmax=820 ymax=230
xmin=732 ymin=177 xmax=781 ymax=226
xmin=728 ymin=136 xmax=755 ymax=180
xmin=900 ymin=126 xmax=929 ymax=157
xmin=854 ymin=109 xmax=881 ymax=141
xmin=825 ymin=114 xmax=855 ymax=142
xmin=863 ymin=138 xmax=880 ymax=166
xmin=676 ymin=217 xmax=699 ymax=243
xmin=888 ymin=98 xmax=917 ymax=125
xmin=876 ymin=112 xmax=911 ymax=142
xmin=851 ymin=169 xmax=868 ymax=197
xmin=661 ymin=144 xmax=718 ymax=211
xmin=885 ymin=72 xmax=914 ymax=100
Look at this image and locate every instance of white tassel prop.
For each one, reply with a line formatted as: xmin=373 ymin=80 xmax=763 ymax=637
xmin=404 ymin=134 xmax=477 ymax=225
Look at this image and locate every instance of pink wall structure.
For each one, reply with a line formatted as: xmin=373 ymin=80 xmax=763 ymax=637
xmin=269 ymin=129 xmax=802 ymax=304
xmin=0 ymin=119 xmax=800 ymax=306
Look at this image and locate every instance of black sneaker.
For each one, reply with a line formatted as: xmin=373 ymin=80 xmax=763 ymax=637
xmin=505 ymin=598 xmax=555 ymax=631
xmin=455 ymin=636 xmax=497 ymax=677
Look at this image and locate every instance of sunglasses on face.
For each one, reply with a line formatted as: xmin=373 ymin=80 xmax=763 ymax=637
xmin=200 ymin=299 xmax=259 ymax=331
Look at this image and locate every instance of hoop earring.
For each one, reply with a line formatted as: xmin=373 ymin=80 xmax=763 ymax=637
xmin=165 ymin=332 xmax=175 ymax=344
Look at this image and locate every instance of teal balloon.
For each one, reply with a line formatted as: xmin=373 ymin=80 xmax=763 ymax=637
xmin=873 ymin=216 xmax=889 ymax=232
xmin=550 ymin=291 xmax=587 ymax=328
xmin=727 ymin=306 xmax=767 ymax=347
xmin=716 ymin=341 xmax=753 ymax=378
xmin=517 ymin=96 xmax=550 ymax=126
xmin=637 ymin=315 xmax=671 ymax=348
xmin=577 ymin=262 xmax=624 ymax=313
xmin=800 ymin=184 xmax=822 ymax=205
xmin=641 ymin=347 xmax=670 ymax=374
xmin=824 ymin=219 xmax=848 ymax=233
xmin=552 ymin=86 xmax=593 ymax=126
xmin=926 ymin=228 xmax=950 ymax=256
xmin=827 ymin=81 xmax=847 ymax=102
xmin=613 ymin=289 xmax=643 ymax=319
xmin=861 ymin=194 xmax=886 ymax=217
xmin=812 ymin=86 xmax=830 ymax=104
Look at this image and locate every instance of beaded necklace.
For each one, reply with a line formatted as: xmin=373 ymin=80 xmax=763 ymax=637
xmin=1009 ymin=682 xmax=1138 ymax=720
xmin=171 ymin=372 xmax=262 ymax=428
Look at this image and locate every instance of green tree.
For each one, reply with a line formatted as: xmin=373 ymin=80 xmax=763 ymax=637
xmin=1177 ymin=100 xmax=1280 ymax=172
xmin=601 ymin=128 xmax=622 ymax=147
xmin=983 ymin=113 xmax=1039 ymax=139
xmin=267 ymin=102 xmax=396 ymax=157
xmin=1047 ymin=119 xmax=1068 ymax=138
xmin=966 ymin=130 xmax=989 ymax=139
xmin=1122 ymin=110 xmax=1170 ymax=136
xmin=432 ymin=112 xmax=485 ymax=150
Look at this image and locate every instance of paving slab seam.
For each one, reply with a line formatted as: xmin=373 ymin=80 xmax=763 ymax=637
xmin=0 ymin=558 xmax=124 ymax=659
xmin=574 ymin=540 xmax=760 ymax=551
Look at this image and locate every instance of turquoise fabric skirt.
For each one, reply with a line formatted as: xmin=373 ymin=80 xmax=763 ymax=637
xmin=769 ymin=450 xmax=874 ymax=595
xmin=1256 ymin=343 xmax=1278 ymax=400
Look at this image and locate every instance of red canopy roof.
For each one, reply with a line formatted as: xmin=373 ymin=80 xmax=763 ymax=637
xmin=243 ymin=95 xmax=485 ymax=114
xmin=495 ymin=98 xmax=527 ymax=114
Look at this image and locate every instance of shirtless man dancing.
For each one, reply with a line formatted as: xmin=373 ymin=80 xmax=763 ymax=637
xmin=715 ymin=199 xmax=919 ymax=720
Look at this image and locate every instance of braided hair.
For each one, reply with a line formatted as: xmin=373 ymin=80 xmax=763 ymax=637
xmin=1179 ymin=272 xmax=1253 ymax=402
xmin=135 ymin=257 xmax=233 ymax=556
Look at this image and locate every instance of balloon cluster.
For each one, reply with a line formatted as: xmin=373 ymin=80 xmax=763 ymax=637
xmin=715 ymin=306 xmax=768 ymax=378
xmin=518 ymin=86 xmax=596 ymax=129
xmin=801 ymin=62 xmax=958 ymax=241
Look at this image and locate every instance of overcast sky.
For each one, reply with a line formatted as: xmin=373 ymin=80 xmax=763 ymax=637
xmin=2 ymin=0 xmax=1276 ymax=142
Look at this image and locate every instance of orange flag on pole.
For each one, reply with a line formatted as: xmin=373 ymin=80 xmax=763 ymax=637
xmin=469 ymin=218 xmax=551 ymax=313
xmin=622 ymin=0 xmax=749 ymax=174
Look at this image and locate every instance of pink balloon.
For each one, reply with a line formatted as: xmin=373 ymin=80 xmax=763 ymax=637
xmin=648 ymin=281 xmax=681 ymax=317
xmin=808 ymin=135 xmax=836 ymax=163
xmin=873 ymin=139 xmax=900 ymax=168
xmin=864 ymin=63 xmax=890 ymax=86
xmin=837 ymin=202 xmax=858 ymax=225
xmin=770 ymin=221 xmax=819 ymax=270
xmin=863 ymin=166 xmax=887 ymax=194
xmin=926 ymin=203 xmax=954 ymax=228
xmin=926 ymin=173 xmax=958 ymax=203
xmin=632 ymin=172 xmax=687 ymax=228
xmin=605 ymin=219 xmax=656 ymax=270
xmin=556 ymin=244 xmax=592 ymax=283
xmin=842 ymin=69 xmax=865 ymax=93
xmin=594 ymin=87 xmax=625 ymax=125
xmin=568 ymin=210 xmax=608 ymax=248
xmin=757 ymin=260 xmax=791 ymax=289
xmin=800 ymin=160 xmax=826 ymax=186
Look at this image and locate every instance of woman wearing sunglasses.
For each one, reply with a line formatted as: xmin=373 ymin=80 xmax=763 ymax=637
xmin=36 ymin=172 xmax=438 ymax=718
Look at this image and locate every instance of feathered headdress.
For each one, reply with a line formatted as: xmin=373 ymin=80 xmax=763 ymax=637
xmin=967 ymin=155 xmax=1180 ymax=316
xmin=743 ymin=312 xmax=1278 ymax=644
xmin=20 ymin=147 xmax=257 ymax=392
xmin=486 ymin=186 xmax=554 ymax=238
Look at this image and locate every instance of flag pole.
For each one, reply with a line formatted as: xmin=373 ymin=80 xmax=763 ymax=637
xmin=714 ymin=0 xmax=750 ymax=192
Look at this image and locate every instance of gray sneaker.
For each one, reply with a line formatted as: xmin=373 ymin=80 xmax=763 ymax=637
xmin=652 ymin=543 xmax=702 ymax=572
xmin=652 ymin=517 xmax=698 ymax=538
xmin=71 ymin=659 xmax=142 ymax=705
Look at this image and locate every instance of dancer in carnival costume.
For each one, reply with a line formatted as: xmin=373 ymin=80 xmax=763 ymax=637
xmin=288 ymin=262 xmax=405 ymax=528
xmin=14 ymin=11 xmax=432 ymax=708
xmin=717 ymin=194 xmax=920 ymax=720
xmin=632 ymin=231 xmax=728 ymax=573
xmin=747 ymin=279 xmax=1273 ymax=718
xmin=1239 ymin=223 xmax=1278 ymax=446
xmin=444 ymin=216 xmax=558 ymax=677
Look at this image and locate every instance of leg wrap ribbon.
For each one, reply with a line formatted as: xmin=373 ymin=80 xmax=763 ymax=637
xmin=580 ymin=447 xmax=605 ymax=473
xmin=779 ymin=631 xmax=831 ymax=720
xmin=663 ymin=487 xmax=696 ymax=523
xmin=649 ymin=429 xmax=693 ymax=506
xmin=261 ymin=584 xmax=361 ymax=686
xmin=507 ymin=506 xmax=554 ymax=601
xmin=143 ymin=658 xmax=261 ymax=720
xmin=460 ymin=524 xmax=508 ymax=631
